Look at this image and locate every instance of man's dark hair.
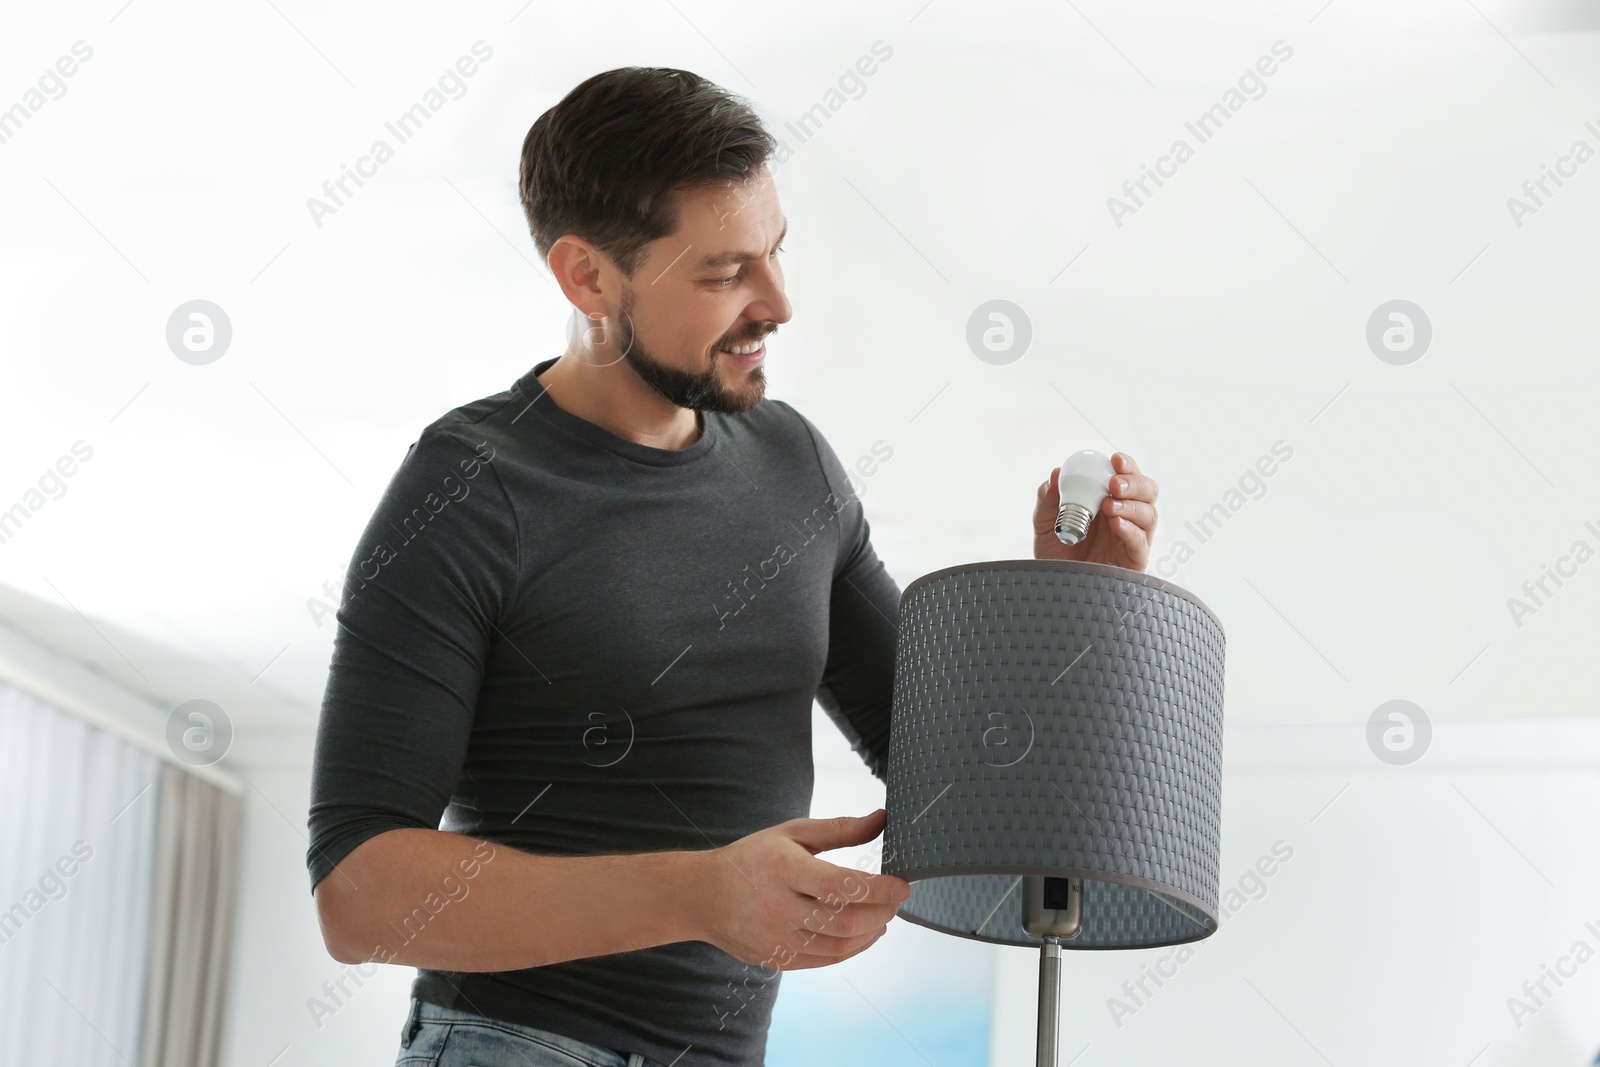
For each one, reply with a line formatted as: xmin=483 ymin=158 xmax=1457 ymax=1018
xmin=519 ymin=67 xmax=776 ymax=280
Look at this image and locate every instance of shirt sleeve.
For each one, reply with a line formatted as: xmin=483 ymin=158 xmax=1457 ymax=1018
xmin=305 ymin=428 xmax=518 ymax=893
xmin=784 ymin=403 xmax=901 ymax=782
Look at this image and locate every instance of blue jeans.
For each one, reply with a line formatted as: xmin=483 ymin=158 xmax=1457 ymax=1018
xmin=394 ymin=996 xmax=670 ymax=1067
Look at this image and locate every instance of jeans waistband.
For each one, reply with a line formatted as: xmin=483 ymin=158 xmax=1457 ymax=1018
xmin=400 ymin=996 xmax=663 ymax=1067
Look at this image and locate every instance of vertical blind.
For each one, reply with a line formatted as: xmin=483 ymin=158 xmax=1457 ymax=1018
xmin=0 ymin=680 xmax=160 ymax=1065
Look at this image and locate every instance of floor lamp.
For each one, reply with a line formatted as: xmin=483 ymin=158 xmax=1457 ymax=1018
xmin=881 ymin=560 xmax=1227 ymax=1066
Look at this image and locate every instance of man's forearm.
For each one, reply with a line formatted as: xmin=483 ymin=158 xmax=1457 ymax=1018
xmin=314 ymin=828 xmax=716 ymax=971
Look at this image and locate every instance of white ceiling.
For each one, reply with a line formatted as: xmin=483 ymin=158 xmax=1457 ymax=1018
xmin=2 ymin=0 xmax=1598 ymax=767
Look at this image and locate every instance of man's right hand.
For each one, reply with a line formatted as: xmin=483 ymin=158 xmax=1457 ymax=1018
xmin=697 ymin=808 xmax=911 ymax=971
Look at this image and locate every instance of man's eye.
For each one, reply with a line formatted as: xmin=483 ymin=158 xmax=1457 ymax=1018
xmin=712 ymin=246 xmax=785 ymax=287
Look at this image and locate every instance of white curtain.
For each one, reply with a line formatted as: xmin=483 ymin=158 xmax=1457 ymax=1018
xmin=0 ymin=679 xmax=161 ymax=1065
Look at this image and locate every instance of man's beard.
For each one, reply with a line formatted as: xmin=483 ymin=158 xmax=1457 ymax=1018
xmin=613 ymin=287 xmax=767 ymax=417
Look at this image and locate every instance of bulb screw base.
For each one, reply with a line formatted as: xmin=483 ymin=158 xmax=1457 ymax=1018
xmin=1054 ymin=501 xmax=1093 ymax=545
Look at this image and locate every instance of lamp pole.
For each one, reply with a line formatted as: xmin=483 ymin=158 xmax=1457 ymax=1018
xmin=1037 ymin=934 xmax=1062 ymax=1067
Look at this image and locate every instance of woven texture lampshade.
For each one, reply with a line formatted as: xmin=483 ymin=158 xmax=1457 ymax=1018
xmin=882 ymin=559 xmax=1227 ymax=950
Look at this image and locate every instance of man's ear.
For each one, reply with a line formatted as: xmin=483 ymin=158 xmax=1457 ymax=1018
xmin=547 ymin=235 xmax=608 ymax=319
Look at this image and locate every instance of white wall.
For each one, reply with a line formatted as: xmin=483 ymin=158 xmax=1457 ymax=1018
xmin=218 ymin=729 xmax=417 ymax=1067
xmin=990 ymin=718 xmax=1600 ymax=1066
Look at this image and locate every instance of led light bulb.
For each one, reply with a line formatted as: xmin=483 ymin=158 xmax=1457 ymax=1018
xmin=1054 ymin=449 xmax=1115 ymax=545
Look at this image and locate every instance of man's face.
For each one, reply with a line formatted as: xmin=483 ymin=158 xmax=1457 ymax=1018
xmin=607 ymin=165 xmax=792 ymax=416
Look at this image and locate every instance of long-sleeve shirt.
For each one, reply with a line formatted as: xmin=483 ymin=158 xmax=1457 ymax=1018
xmin=305 ymin=356 xmax=901 ymax=1066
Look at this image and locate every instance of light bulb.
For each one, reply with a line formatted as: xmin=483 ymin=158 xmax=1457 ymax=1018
xmin=1054 ymin=449 xmax=1115 ymax=545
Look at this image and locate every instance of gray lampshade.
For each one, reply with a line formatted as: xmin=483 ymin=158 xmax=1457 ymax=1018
xmin=882 ymin=559 xmax=1226 ymax=950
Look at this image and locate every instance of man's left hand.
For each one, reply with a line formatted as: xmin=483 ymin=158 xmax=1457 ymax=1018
xmin=1032 ymin=452 xmax=1158 ymax=571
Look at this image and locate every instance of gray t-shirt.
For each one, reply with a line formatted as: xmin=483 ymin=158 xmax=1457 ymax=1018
xmin=306 ymin=356 xmax=900 ymax=1066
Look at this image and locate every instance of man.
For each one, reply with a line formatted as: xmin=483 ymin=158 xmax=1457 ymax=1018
xmin=306 ymin=66 xmax=1159 ymax=1067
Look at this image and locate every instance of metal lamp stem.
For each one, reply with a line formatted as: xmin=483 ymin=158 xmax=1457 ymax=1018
xmin=1037 ymin=934 xmax=1062 ymax=1067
